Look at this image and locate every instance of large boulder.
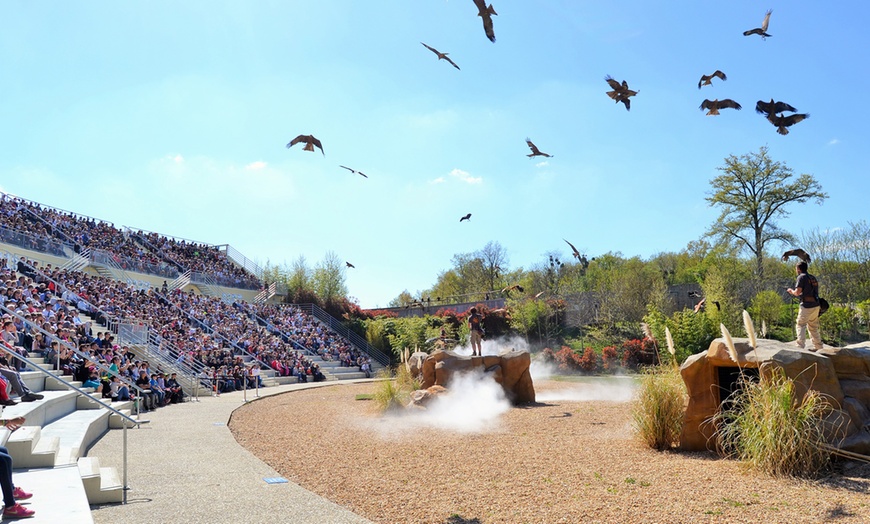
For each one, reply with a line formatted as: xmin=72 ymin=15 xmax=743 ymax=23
xmin=680 ymin=338 xmax=870 ymax=455
xmin=417 ymin=348 xmax=535 ymax=404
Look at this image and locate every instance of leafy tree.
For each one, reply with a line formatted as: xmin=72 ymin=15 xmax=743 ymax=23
xmin=389 ymin=290 xmax=415 ymax=308
xmin=479 ymin=241 xmax=509 ymax=292
xmin=313 ymin=251 xmax=347 ymax=304
xmin=705 ymin=146 xmax=827 ymax=283
xmin=750 ymin=290 xmax=785 ymax=336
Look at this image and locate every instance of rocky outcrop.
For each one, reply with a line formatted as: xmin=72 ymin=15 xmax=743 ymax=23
xmin=680 ymin=338 xmax=870 ymax=455
xmin=414 ymin=348 xmax=536 ymax=404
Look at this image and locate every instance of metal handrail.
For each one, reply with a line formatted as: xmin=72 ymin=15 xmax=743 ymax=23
xmin=219 ymin=244 xmax=264 ymax=279
xmin=2 ymin=191 xmax=115 ymax=230
xmin=239 ymin=304 xmax=320 ymax=359
xmin=0 ymin=224 xmax=71 ymax=257
xmin=294 ymin=303 xmax=391 ymax=366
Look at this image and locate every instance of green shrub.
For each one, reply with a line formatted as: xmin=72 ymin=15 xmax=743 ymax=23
xmin=372 ymin=369 xmax=407 ymax=412
xmin=820 ymin=305 xmax=857 ymax=346
xmin=632 ymin=365 xmax=687 ymax=450
xmin=712 ymin=368 xmax=833 ymax=478
xmin=644 ymin=306 xmax=716 ymax=365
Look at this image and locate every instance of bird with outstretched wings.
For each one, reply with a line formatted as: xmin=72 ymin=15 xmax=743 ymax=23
xmin=563 ymin=238 xmax=582 ymax=260
xmin=744 ymin=9 xmax=772 ymax=39
xmin=525 ymin=138 xmax=552 ymax=158
xmin=502 ymin=284 xmax=524 ymax=294
xmin=339 ymin=165 xmax=368 ymax=178
xmin=459 ymin=213 xmax=472 ymax=222
xmin=472 ymin=0 xmax=497 ymax=43
xmin=755 ymin=99 xmax=797 ymax=115
xmin=605 ymin=76 xmax=637 ymax=111
xmin=346 ymin=261 xmax=356 ymax=269
xmin=768 ymin=113 xmax=810 ymax=135
xmin=698 ymin=70 xmax=727 ymax=89
xmin=699 ymin=99 xmax=742 ymax=116
xmin=421 ymin=42 xmax=461 ymax=70
xmin=286 ymin=134 xmax=324 ymax=155
xmin=782 ymin=248 xmax=811 ymax=264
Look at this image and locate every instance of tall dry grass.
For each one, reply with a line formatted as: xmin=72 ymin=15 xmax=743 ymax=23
xmin=713 ymin=369 xmax=834 ymax=478
xmin=372 ymin=366 xmax=422 ymax=413
xmin=632 ymin=365 xmax=687 ymax=451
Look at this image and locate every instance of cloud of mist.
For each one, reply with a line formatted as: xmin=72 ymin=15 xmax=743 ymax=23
xmin=535 ymin=379 xmax=637 ymax=403
xmin=449 ymin=334 xmax=529 ymax=357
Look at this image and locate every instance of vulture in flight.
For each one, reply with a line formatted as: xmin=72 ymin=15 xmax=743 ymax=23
xmin=782 ymin=248 xmax=811 ymax=264
xmin=756 ymin=99 xmax=798 ymax=115
xmin=286 ymin=134 xmax=324 ymax=155
xmin=339 ymin=165 xmax=368 ymax=178
xmin=472 ymin=0 xmax=497 ymax=43
xmin=346 ymin=262 xmax=355 ymax=269
xmin=459 ymin=213 xmax=472 ymax=222
xmin=605 ymin=75 xmax=638 ymax=111
xmin=420 ymin=42 xmax=461 ymax=70
xmin=698 ymin=70 xmax=727 ymax=89
xmin=563 ymin=238 xmax=582 ymax=260
xmin=525 ymin=138 xmax=552 ymax=158
xmin=699 ymin=99 xmax=742 ymax=116
xmin=768 ymin=112 xmax=810 ymax=135
xmin=744 ymin=9 xmax=772 ymax=39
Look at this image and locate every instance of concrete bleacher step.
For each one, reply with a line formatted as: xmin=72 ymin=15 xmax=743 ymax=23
xmin=78 ymin=456 xmax=124 ymax=505
xmin=15 ymin=464 xmax=96 ymax=524
xmin=38 ymin=408 xmax=111 ymax=466
xmin=6 ymin=426 xmax=60 ymax=468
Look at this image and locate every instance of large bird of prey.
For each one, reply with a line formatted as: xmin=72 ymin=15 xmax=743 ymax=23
xmin=346 ymin=261 xmax=356 ymax=269
xmin=525 ymin=138 xmax=552 ymax=158
xmin=472 ymin=0 xmax=497 ymax=43
xmin=339 ymin=165 xmax=368 ymax=178
xmin=699 ymin=99 xmax=742 ymax=116
xmin=698 ymin=70 xmax=727 ymax=89
xmin=563 ymin=238 xmax=582 ymax=260
xmin=744 ymin=9 xmax=772 ymax=39
xmin=286 ymin=135 xmax=324 ymax=155
xmin=768 ymin=112 xmax=810 ymax=135
xmin=459 ymin=213 xmax=472 ymax=222
xmin=605 ymin=75 xmax=638 ymax=111
xmin=502 ymin=284 xmax=524 ymax=294
xmin=420 ymin=42 xmax=461 ymax=70
xmin=782 ymin=248 xmax=811 ymax=264
xmin=755 ymin=99 xmax=798 ymax=115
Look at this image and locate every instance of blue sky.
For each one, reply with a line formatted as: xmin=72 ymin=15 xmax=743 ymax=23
xmin=0 ymin=1 xmax=866 ymax=308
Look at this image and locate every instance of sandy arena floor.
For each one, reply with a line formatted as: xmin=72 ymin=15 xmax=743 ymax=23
xmin=229 ymin=377 xmax=870 ymax=524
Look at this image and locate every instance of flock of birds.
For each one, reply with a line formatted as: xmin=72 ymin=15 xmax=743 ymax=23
xmin=281 ymin=4 xmax=811 ymax=279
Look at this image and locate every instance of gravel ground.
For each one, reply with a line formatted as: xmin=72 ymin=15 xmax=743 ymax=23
xmin=229 ymin=379 xmax=870 ymax=524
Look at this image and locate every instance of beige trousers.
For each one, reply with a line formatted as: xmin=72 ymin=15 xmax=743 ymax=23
xmin=796 ymin=306 xmax=823 ymax=350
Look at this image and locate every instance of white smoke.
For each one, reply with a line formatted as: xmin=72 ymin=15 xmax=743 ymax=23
xmin=449 ymin=334 xmax=530 ymax=357
xmin=535 ymin=378 xmax=637 ymax=403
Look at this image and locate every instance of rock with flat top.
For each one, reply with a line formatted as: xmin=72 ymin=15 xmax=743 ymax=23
xmin=417 ymin=348 xmax=535 ymax=404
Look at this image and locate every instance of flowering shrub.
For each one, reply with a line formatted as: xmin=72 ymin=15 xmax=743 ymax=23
xmin=621 ymin=338 xmax=658 ymax=369
xmin=601 ymin=345 xmax=619 ymax=371
xmin=578 ymin=347 xmax=599 ymax=372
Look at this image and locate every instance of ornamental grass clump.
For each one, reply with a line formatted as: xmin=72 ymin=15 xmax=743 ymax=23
xmin=632 ymin=365 xmax=687 ymax=451
xmin=714 ymin=369 xmax=834 ymax=478
xmin=372 ymin=368 xmax=407 ymax=412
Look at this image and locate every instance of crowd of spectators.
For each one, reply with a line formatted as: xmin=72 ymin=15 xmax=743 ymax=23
xmin=0 ymin=193 xmax=260 ymax=289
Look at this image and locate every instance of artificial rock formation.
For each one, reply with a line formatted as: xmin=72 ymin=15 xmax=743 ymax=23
xmin=412 ymin=348 xmax=536 ymax=405
xmin=680 ymin=338 xmax=870 ymax=455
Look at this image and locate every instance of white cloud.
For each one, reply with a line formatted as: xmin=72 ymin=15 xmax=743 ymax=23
xmin=535 ymin=161 xmax=549 ymax=168
xmin=827 ymin=138 xmax=839 ymax=146
xmin=171 ymin=154 xmax=184 ymax=163
xmin=449 ymin=168 xmax=482 ymax=184
xmin=429 ymin=176 xmax=445 ymax=184
xmin=245 ymin=160 xmax=268 ymax=171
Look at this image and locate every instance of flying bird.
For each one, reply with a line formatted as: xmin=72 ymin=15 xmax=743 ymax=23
xmin=459 ymin=213 xmax=472 ymax=222
xmin=605 ymin=76 xmax=638 ymax=111
xmin=699 ymin=99 xmax=742 ymax=116
xmin=768 ymin=112 xmax=810 ymax=135
xmin=420 ymin=42 xmax=461 ymax=70
xmin=339 ymin=165 xmax=368 ymax=178
xmin=563 ymin=238 xmax=582 ymax=260
xmin=472 ymin=0 xmax=497 ymax=43
xmin=781 ymin=248 xmax=811 ymax=264
xmin=744 ymin=9 xmax=772 ymax=39
xmin=525 ymin=138 xmax=552 ymax=158
xmin=346 ymin=262 xmax=355 ymax=269
xmin=755 ymin=99 xmax=798 ymax=115
xmin=688 ymin=291 xmax=702 ymax=298
xmin=286 ymin=134 xmax=324 ymax=155
xmin=502 ymin=284 xmax=524 ymax=294
xmin=698 ymin=70 xmax=727 ymax=89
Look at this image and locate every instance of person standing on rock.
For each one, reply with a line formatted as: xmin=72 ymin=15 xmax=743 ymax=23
xmin=468 ymin=307 xmax=484 ymax=357
xmin=787 ymin=261 xmax=823 ymax=351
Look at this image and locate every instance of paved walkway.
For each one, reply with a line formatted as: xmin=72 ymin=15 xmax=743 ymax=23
xmin=89 ymin=381 xmax=375 ymax=524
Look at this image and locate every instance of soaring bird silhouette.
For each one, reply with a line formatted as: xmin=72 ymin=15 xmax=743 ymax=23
xmin=346 ymin=261 xmax=355 ymax=269
xmin=698 ymin=70 xmax=727 ymax=89
xmin=286 ymin=135 xmax=324 ymax=155
xmin=472 ymin=0 xmax=497 ymax=43
xmin=459 ymin=213 xmax=472 ymax=222
xmin=339 ymin=165 xmax=368 ymax=178
xmin=768 ymin=113 xmax=810 ymax=135
xmin=563 ymin=238 xmax=582 ymax=260
xmin=699 ymin=99 xmax=742 ymax=116
xmin=755 ymin=99 xmax=798 ymax=115
xmin=782 ymin=248 xmax=811 ymax=264
xmin=744 ymin=9 xmax=772 ymax=39
xmin=420 ymin=42 xmax=461 ymax=70
xmin=502 ymin=284 xmax=524 ymax=294
xmin=605 ymin=76 xmax=638 ymax=111
xmin=525 ymin=138 xmax=552 ymax=158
